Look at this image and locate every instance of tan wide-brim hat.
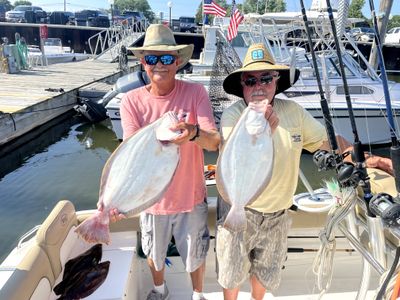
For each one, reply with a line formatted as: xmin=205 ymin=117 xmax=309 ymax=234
xmin=223 ymin=43 xmax=300 ymax=98
xmin=128 ymin=24 xmax=194 ymax=70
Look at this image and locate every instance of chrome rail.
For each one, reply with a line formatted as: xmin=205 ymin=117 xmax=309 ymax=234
xmin=17 ymin=225 xmax=41 ymax=248
xmin=337 ymin=196 xmax=400 ymax=298
xmin=338 ymin=222 xmax=386 ymax=275
xmin=88 ymin=18 xmax=148 ymax=61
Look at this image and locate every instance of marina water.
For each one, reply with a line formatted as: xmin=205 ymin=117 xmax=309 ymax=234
xmin=0 ymin=74 xmax=398 ymax=261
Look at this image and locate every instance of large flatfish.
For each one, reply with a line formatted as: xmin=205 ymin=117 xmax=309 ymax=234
xmin=75 ymin=112 xmax=180 ymax=244
xmin=53 ymin=244 xmax=103 ymax=295
xmin=216 ymin=101 xmax=274 ymax=232
xmin=56 ymin=261 xmax=110 ymax=300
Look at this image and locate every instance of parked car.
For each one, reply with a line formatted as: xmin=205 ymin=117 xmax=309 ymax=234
xmin=171 ymin=19 xmax=180 ymax=32
xmin=5 ymin=5 xmax=47 ymax=23
xmin=385 ymin=27 xmax=400 ymax=44
xmin=75 ymin=10 xmax=110 ymax=27
xmin=121 ymin=10 xmax=145 ymax=23
xmin=48 ymin=11 xmax=75 ymax=25
xmin=179 ymin=16 xmax=196 ymax=33
xmin=350 ymin=27 xmax=375 ymax=42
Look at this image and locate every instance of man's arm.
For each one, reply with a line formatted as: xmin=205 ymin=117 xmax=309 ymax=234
xmin=171 ymin=122 xmax=220 ymax=151
xmin=319 ymin=135 xmax=393 ymax=176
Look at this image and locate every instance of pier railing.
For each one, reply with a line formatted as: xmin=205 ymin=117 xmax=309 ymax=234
xmin=88 ymin=18 xmax=147 ymax=61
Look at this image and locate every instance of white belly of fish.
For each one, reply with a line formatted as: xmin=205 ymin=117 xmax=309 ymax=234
xmin=217 ymin=106 xmax=274 ymax=232
xmin=75 ymin=112 xmax=180 ymax=244
xmin=100 ymin=117 xmax=179 ymax=214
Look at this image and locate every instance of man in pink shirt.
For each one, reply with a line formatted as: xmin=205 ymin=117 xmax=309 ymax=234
xmin=117 ymin=24 xmax=220 ymax=300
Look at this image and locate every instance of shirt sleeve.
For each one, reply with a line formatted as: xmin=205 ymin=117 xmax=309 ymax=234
xmin=194 ymin=84 xmax=217 ymax=131
xmin=301 ymin=107 xmax=327 ymax=153
xmin=120 ymin=92 xmax=141 ymax=140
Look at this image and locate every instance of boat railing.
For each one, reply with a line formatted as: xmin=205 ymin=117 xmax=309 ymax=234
xmin=17 ymin=225 xmax=41 ymax=248
xmin=88 ymin=18 xmax=148 ymax=61
xmin=241 ymin=16 xmax=381 ymax=85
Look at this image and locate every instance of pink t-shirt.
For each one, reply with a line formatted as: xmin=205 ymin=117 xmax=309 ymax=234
xmin=120 ymin=79 xmax=217 ymax=215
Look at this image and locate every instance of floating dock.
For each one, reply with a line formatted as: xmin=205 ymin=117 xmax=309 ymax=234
xmin=0 ymin=59 xmax=125 ymax=147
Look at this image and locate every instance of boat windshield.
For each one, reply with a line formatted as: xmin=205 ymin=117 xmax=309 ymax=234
xmin=295 ymin=52 xmax=362 ymax=79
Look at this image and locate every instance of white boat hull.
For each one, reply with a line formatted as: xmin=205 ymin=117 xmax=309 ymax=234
xmin=106 ymin=92 xmax=400 ymax=145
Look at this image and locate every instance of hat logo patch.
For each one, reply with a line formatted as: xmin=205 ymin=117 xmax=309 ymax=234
xmin=251 ymin=49 xmax=264 ymax=60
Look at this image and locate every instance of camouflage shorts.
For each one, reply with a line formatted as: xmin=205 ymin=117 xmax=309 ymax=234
xmin=216 ymin=198 xmax=291 ymax=290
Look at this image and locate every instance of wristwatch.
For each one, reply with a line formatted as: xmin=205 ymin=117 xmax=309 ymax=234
xmin=189 ymin=124 xmax=200 ymax=141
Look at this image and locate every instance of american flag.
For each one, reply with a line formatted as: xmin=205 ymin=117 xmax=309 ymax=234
xmin=203 ymin=0 xmax=227 ymax=17
xmin=227 ymin=0 xmax=244 ymax=41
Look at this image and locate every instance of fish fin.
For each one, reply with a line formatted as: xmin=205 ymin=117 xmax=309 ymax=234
xmin=223 ymin=206 xmax=247 ymax=232
xmin=75 ymin=211 xmax=110 ymax=244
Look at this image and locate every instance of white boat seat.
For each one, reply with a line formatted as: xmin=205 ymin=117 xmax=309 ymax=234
xmin=35 ymin=200 xmax=79 ymax=279
xmin=0 ymin=245 xmax=54 ymax=300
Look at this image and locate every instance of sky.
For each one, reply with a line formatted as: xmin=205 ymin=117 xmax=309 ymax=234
xmin=30 ymin=0 xmax=400 ymax=20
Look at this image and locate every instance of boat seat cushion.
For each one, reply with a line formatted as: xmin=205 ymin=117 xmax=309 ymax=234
xmin=0 ymin=245 xmax=54 ymax=300
xmin=36 ymin=200 xmax=78 ymax=279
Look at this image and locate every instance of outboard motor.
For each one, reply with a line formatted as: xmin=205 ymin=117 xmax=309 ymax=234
xmin=75 ymin=71 xmax=150 ymax=123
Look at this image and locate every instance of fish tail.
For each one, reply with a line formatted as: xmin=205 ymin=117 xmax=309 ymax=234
xmin=74 ymin=210 xmax=111 ymax=244
xmin=223 ymin=206 xmax=247 ymax=232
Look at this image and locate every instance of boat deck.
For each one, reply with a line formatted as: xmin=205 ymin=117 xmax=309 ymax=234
xmin=65 ymin=229 xmax=379 ymax=300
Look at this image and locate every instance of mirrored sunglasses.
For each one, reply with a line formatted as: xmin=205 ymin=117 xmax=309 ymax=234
xmin=144 ymin=54 xmax=176 ymax=65
xmin=243 ymin=74 xmax=279 ymax=87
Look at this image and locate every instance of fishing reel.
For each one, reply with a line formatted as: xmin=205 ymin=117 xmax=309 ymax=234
xmin=313 ymin=150 xmax=338 ymax=171
xmin=369 ymin=193 xmax=400 ymax=226
xmin=313 ymin=150 xmax=367 ymax=188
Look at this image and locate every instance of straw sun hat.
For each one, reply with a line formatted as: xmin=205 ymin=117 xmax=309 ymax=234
xmin=128 ymin=24 xmax=194 ymax=69
xmin=223 ymin=43 xmax=300 ymax=98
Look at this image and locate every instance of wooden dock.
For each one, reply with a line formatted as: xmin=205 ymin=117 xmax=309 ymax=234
xmin=0 ymin=59 xmax=123 ymax=146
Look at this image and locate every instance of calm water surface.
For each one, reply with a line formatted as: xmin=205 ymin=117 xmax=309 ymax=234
xmin=0 ymin=74 xmax=398 ymax=261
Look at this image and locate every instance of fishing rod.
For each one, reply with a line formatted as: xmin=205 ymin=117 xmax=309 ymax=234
xmin=324 ymin=0 xmax=374 ymax=209
xmin=300 ymin=1 xmax=359 ymax=295
xmin=366 ymin=0 xmax=400 ymax=221
xmin=299 ymin=0 xmax=355 ymax=186
xmin=299 ymin=0 xmax=340 ymax=170
xmin=367 ymin=0 xmax=398 ymax=147
xmin=366 ymin=1 xmax=400 ymax=299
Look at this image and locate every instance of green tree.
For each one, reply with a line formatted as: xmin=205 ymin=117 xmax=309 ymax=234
xmin=13 ymin=0 xmax=31 ymax=6
xmin=195 ymin=2 xmax=202 ymax=23
xmin=114 ymin=0 xmax=155 ymax=22
xmin=388 ymin=15 xmax=400 ymax=30
xmin=348 ymin=0 xmax=366 ymax=19
xmin=243 ymin=0 xmax=285 ymax=14
xmin=0 ymin=0 xmax=13 ymax=10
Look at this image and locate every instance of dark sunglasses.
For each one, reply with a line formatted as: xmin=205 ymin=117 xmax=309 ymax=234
xmin=243 ymin=74 xmax=279 ymax=87
xmin=144 ymin=54 xmax=176 ymax=65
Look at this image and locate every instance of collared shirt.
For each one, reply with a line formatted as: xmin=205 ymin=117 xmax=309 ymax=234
xmin=120 ymin=79 xmax=217 ymax=214
xmin=220 ymin=98 xmax=327 ymax=213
